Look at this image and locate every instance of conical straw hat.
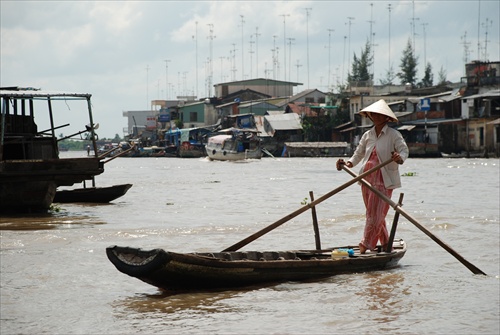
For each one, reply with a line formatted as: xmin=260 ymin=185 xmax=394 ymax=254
xmin=359 ymin=99 xmax=398 ymax=122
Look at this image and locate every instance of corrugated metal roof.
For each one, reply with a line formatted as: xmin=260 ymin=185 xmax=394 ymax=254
xmin=407 ymin=91 xmax=454 ymax=103
xmin=265 ymin=113 xmax=302 ymax=130
xmin=461 ymin=90 xmax=500 ymax=100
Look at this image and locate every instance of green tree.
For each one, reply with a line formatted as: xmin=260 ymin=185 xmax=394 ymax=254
xmin=348 ymin=40 xmax=373 ymax=83
xmin=437 ymin=66 xmax=447 ymax=85
xmin=418 ymin=62 xmax=434 ymax=88
xmin=397 ymin=38 xmax=419 ymax=86
xmin=379 ymin=65 xmax=396 ymax=85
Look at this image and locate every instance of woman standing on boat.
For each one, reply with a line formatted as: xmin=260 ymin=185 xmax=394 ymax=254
xmin=336 ymin=99 xmax=409 ymax=254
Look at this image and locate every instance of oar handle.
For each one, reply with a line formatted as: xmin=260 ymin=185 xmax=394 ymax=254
xmin=222 ymin=158 xmax=394 ymax=252
xmin=341 ymin=165 xmax=487 ymax=276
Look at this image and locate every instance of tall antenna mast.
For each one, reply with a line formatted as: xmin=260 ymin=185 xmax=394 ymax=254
xmin=305 ymin=8 xmax=312 ymax=89
xmin=461 ymin=31 xmax=471 ymax=72
xmin=240 ymin=15 xmax=245 ymax=80
xmin=482 ymin=18 xmax=492 ymax=60
xmin=164 ymin=60 xmax=170 ymax=100
xmin=195 ymin=21 xmax=198 ymax=98
xmin=368 ymin=3 xmax=376 ymax=83
xmin=387 ymin=4 xmax=392 ymax=73
xmin=249 ymin=35 xmax=254 ymax=79
xmin=287 ymin=37 xmax=295 ymax=84
xmin=255 ymin=27 xmax=261 ymax=78
xmin=146 ymin=64 xmax=150 ymax=109
xmin=280 ymin=14 xmax=290 ymax=82
xmin=207 ymin=23 xmax=215 ymax=97
xmin=477 ymin=0 xmax=481 ymax=60
xmin=347 ymin=17 xmax=355 ymax=78
xmin=421 ymin=22 xmax=428 ymax=66
xmin=410 ymin=0 xmax=420 ymax=52
xmin=327 ymin=29 xmax=334 ymax=90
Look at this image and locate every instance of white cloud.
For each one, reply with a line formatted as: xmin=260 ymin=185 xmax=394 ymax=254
xmin=1 ymin=0 xmax=499 ymax=138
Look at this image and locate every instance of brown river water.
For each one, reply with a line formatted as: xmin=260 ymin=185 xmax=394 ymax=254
xmin=1 ymin=152 xmax=499 ymax=334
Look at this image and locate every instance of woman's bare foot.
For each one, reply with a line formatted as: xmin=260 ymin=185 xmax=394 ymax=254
xmin=359 ymin=243 xmax=367 ymax=254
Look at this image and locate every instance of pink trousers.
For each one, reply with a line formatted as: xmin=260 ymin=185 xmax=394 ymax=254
xmin=360 ymin=149 xmax=393 ymax=250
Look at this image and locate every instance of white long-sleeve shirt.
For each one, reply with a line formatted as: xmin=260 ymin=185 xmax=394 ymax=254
xmin=348 ymin=124 xmax=409 ymax=189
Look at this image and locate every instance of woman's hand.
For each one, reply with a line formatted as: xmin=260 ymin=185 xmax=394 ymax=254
xmin=336 ymin=159 xmax=353 ymax=171
xmin=391 ymin=151 xmax=404 ymax=164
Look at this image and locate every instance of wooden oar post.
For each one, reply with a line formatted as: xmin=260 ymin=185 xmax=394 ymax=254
xmin=309 ymin=191 xmax=321 ymax=250
xmin=342 ymin=165 xmax=486 ymax=276
xmin=386 ymin=193 xmax=404 ymax=252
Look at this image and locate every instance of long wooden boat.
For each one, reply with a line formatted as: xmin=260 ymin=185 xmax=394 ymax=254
xmin=54 ymin=183 xmax=132 ymax=203
xmin=106 ymin=239 xmax=406 ymax=291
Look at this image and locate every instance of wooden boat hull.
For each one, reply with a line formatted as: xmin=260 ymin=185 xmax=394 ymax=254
xmin=206 ymin=148 xmax=262 ymax=161
xmin=54 ymin=183 xmax=132 ymax=203
xmin=106 ymin=240 xmax=406 ymax=291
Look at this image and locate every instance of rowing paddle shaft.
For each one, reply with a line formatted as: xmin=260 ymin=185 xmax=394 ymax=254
xmin=222 ymin=158 xmax=394 ymax=252
xmin=341 ymin=165 xmax=487 ymax=276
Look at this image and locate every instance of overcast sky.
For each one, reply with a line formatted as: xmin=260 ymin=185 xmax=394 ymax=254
xmin=1 ymin=0 xmax=499 ymax=138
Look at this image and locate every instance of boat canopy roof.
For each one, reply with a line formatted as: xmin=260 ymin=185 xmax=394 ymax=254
xmin=208 ymin=134 xmax=232 ymax=144
xmin=0 ymin=87 xmax=91 ymax=99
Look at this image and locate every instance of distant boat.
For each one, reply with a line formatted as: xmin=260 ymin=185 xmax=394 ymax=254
xmin=165 ymin=127 xmax=213 ymax=158
xmin=206 ymin=128 xmax=262 ymax=161
xmin=54 ymin=184 xmax=132 ymax=203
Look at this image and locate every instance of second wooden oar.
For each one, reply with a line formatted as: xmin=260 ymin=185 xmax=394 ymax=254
xmin=222 ymin=158 xmax=394 ymax=252
xmin=341 ymin=165 xmax=486 ymax=276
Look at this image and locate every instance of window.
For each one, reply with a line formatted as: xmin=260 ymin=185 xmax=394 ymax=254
xmin=190 ymin=112 xmax=197 ymax=122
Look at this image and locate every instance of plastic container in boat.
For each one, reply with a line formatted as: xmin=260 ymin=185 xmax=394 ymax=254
xmin=331 ymin=248 xmax=354 ymax=259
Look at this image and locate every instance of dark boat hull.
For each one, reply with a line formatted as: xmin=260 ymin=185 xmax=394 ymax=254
xmin=106 ymin=240 xmax=406 ymax=291
xmin=54 ymin=184 xmax=132 ymax=203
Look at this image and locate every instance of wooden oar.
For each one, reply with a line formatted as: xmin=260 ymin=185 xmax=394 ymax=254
xmin=341 ymin=165 xmax=487 ymax=276
xmin=222 ymin=158 xmax=394 ymax=252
